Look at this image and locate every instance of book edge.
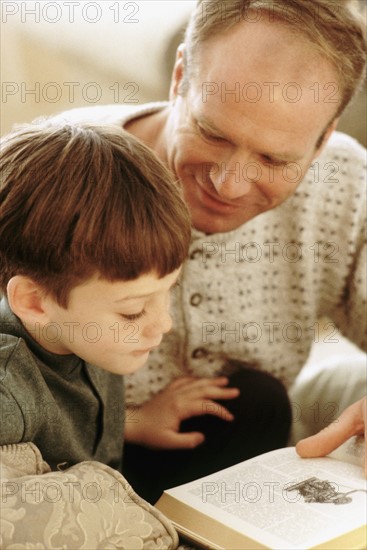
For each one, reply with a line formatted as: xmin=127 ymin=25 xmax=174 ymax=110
xmin=156 ymin=492 xmax=268 ymax=549
xmin=156 ymin=493 xmax=367 ymax=550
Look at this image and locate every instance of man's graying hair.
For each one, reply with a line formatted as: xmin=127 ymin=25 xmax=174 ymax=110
xmin=180 ymin=0 xmax=366 ymax=117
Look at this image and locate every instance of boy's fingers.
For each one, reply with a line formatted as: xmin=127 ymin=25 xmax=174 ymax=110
xmin=199 ymin=402 xmax=234 ymax=422
xmin=168 ymin=376 xmax=198 ymax=390
xmin=191 ymin=383 xmax=240 ymax=400
xmin=211 ymin=387 xmax=240 ymax=400
xmin=161 ymin=431 xmax=205 ymax=449
xmin=174 ymin=376 xmax=232 ymax=390
xmin=180 ymin=398 xmax=234 ymax=422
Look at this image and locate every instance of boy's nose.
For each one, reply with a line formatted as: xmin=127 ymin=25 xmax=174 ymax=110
xmin=144 ymin=310 xmax=173 ymax=339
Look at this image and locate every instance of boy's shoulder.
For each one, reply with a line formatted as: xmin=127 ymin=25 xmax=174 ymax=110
xmin=0 ymin=332 xmax=35 ymax=382
xmin=0 ymin=332 xmax=22 ymax=355
xmin=0 ymin=299 xmax=39 ymax=386
xmin=0 ymin=332 xmax=45 ymax=445
xmin=1 ymin=298 xmax=24 ymax=372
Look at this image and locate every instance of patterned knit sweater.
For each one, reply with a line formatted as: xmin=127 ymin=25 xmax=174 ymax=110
xmin=56 ymin=102 xmax=367 ymax=404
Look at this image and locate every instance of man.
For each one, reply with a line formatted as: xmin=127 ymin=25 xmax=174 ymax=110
xmin=56 ymin=0 xmax=366 ymax=503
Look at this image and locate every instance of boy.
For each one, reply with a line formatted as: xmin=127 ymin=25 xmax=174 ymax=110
xmin=0 ymin=120 xmax=191 ymax=473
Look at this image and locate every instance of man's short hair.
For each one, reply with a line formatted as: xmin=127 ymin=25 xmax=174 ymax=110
xmin=181 ymin=0 xmax=366 ymax=117
xmin=0 ymin=121 xmax=191 ymax=306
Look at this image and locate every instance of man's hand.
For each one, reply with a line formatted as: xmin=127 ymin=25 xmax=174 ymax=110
xmin=296 ymin=396 xmax=367 ymax=475
xmin=124 ymin=376 xmax=240 ymax=449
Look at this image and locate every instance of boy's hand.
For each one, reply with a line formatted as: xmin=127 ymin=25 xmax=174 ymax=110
xmin=124 ymin=376 xmax=239 ymax=449
xmin=296 ymin=396 xmax=367 ymax=476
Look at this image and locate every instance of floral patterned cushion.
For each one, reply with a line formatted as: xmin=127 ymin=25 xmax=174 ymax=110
xmin=0 ymin=443 xmax=179 ymax=549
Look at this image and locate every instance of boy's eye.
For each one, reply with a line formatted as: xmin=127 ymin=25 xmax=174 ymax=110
xmin=120 ymin=310 xmax=146 ymax=321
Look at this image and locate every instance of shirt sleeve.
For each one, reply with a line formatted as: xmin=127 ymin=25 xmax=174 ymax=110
xmin=0 ymin=335 xmax=26 ymax=445
xmin=323 ymin=133 xmax=367 ymax=352
xmin=340 ymin=233 xmax=367 ymax=351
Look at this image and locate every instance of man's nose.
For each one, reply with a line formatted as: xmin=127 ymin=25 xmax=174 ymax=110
xmin=208 ymin=155 xmax=256 ymax=200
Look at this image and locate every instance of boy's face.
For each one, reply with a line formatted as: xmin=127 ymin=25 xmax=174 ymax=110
xmin=39 ymin=269 xmax=181 ymax=375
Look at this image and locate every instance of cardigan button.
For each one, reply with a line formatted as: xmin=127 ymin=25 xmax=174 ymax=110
xmin=191 ymin=347 xmax=209 ymax=359
xmin=190 ymin=248 xmax=202 ymax=260
xmin=190 ymin=293 xmax=203 ymax=306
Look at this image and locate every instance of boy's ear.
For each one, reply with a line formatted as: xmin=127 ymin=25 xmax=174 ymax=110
xmin=7 ymin=276 xmax=50 ymax=325
xmin=169 ymin=43 xmax=186 ymax=101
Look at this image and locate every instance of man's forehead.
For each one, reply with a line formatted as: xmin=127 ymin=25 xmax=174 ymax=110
xmin=195 ymin=18 xmax=338 ymax=92
xmin=191 ymin=77 xmax=327 ymax=130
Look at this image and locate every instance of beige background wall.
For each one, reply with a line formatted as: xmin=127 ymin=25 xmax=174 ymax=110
xmin=1 ymin=1 xmax=196 ymax=135
xmin=1 ymin=0 xmax=366 ymax=145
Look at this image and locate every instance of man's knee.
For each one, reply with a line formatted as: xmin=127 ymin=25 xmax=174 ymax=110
xmin=224 ymin=364 xmax=291 ymax=425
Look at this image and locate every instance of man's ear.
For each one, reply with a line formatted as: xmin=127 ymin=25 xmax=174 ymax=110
xmin=7 ymin=276 xmax=50 ymax=326
xmin=314 ymin=118 xmax=339 ymax=159
xmin=169 ymin=43 xmax=186 ymax=101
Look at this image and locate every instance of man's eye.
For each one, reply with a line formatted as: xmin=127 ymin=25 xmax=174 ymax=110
xmin=261 ymin=155 xmax=286 ymax=167
xmin=197 ymin=125 xmax=224 ymax=143
xmin=120 ymin=310 xmax=146 ymax=321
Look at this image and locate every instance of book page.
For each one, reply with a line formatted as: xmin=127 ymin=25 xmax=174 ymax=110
xmin=164 ymin=446 xmax=367 ymax=549
xmin=327 ymin=435 xmax=365 ymax=467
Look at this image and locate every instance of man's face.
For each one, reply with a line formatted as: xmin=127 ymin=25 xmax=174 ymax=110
xmin=39 ymin=269 xmax=181 ymax=375
xmin=165 ymin=19 xmax=339 ymax=233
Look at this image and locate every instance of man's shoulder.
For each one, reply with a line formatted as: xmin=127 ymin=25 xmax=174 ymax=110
xmin=50 ymin=101 xmax=168 ymax=127
xmin=313 ymin=131 xmax=366 ymax=196
xmin=51 ymin=103 xmax=135 ymax=126
xmin=322 ymin=131 xmax=366 ymax=164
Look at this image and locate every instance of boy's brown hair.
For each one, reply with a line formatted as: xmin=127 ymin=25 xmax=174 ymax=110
xmin=0 ymin=121 xmax=191 ymax=307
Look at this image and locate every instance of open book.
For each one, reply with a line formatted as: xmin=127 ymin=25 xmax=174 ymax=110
xmin=156 ymin=436 xmax=366 ymax=549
